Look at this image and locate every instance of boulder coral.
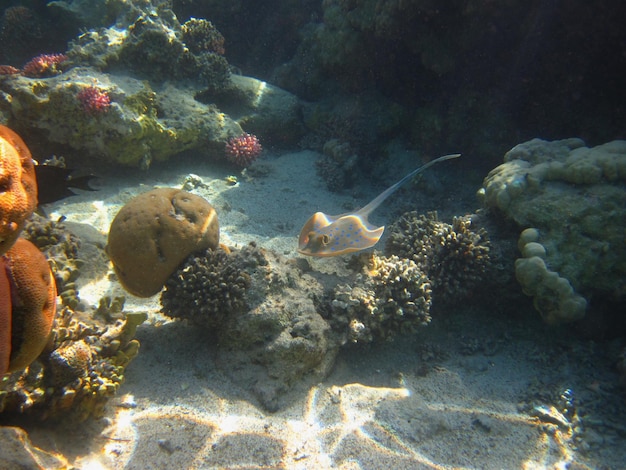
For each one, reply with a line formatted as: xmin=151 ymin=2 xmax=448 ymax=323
xmin=0 ymin=125 xmax=38 ymax=255
xmin=1 ymin=238 xmax=57 ymax=375
xmin=107 ymin=188 xmax=219 ymax=297
xmin=478 ymin=138 xmax=626 ymax=321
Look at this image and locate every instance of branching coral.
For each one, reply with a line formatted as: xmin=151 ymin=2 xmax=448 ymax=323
xmin=385 ymin=211 xmax=492 ymax=299
xmin=181 ymin=18 xmax=225 ymax=55
xmin=23 ymin=214 xmax=83 ymax=308
xmin=161 ymin=245 xmax=262 ymax=328
xmin=326 ymin=253 xmax=432 ymax=343
xmin=22 ymin=53 xmax=67 ymax=78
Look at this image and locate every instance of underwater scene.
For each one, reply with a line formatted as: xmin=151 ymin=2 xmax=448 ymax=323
xmin=1 ymin=0 xmax=625 ymax=468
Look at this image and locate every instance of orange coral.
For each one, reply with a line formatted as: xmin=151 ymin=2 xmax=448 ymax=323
xmin=0 ymin=126 xmax=55 ymax=377
xmin=1 ymin=238 xmax=57 ymax=374
xmin=0 ymin=125 xmax=38 ymax=255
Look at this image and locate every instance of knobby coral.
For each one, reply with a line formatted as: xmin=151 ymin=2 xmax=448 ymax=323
xmin=161 ymin=246 xmax=253 ymax=328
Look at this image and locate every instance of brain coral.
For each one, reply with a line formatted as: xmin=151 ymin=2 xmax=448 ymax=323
xmin=478 ymin=138 xmax=626 ymax=321
xmin=0 ymin=125 xmax=38 ymax=255
xmin=326 ymin=254 xmax=432 ymax=343
xmin=107 ymin=188 xmax=219 ymax=297
xmin=385 ymin=211 xmax=491 ymax=299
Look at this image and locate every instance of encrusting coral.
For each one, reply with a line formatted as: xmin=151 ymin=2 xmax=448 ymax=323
xmin=107 ymin=188 xmax=219 ymax=297
xmin=385 ymin=211 xmax=492 ymax=299
xmin=325 ymin=253 xmax=432 ymax=343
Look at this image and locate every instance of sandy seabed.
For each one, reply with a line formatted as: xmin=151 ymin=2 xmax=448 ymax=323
xmin=10 ymin=150 xmax=626 ymax=469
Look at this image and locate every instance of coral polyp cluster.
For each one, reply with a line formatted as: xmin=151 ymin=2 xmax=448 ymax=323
xmin=77 ymin=85 xmax=111 ymax=114
xmin=225 ymin=133 xmax=263 ymax=167
xmin=21 ymin=53 xmax=67 ymax=78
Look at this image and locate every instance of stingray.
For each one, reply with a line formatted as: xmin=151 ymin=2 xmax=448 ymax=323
xmin=297 ymin=153 xmax=460 ymax=257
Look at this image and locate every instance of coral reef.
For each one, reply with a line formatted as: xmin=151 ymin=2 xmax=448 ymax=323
xmin=225 ymin=133 xmax=263 ymax=168
xmin=0 ymin=67 xmax=238 ymax=167
xmin=478 ymin=138 xmax=626 ymax=322
xmin=385 ymin=211 xmax=492 ymax=299
xmin=0 ymin=125 xmax=38 ymax=255
xmin=181 ymin=18 xmax=225 ymax=55
xmin=0 ymin=0 xmax=303 ymax=167
xmin=315 ymin=138 xmax=358 ymax=192
xmin=325 ymin=254 xmax=432 ymax=343
xmin=106 ymin=188 xmax=219 ymax=297
xmin=0 ymin=304 xmax=146 ymax=421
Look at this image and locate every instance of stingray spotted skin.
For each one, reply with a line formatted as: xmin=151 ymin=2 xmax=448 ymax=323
xmin=298 ymin=154 xmax=460 ymax=257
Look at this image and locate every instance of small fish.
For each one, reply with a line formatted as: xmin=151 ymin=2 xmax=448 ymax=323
xmin=35 ymin=165 xmax=97 ymax=205
xmin=298 ymin=153 xmax=460 ymax=257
